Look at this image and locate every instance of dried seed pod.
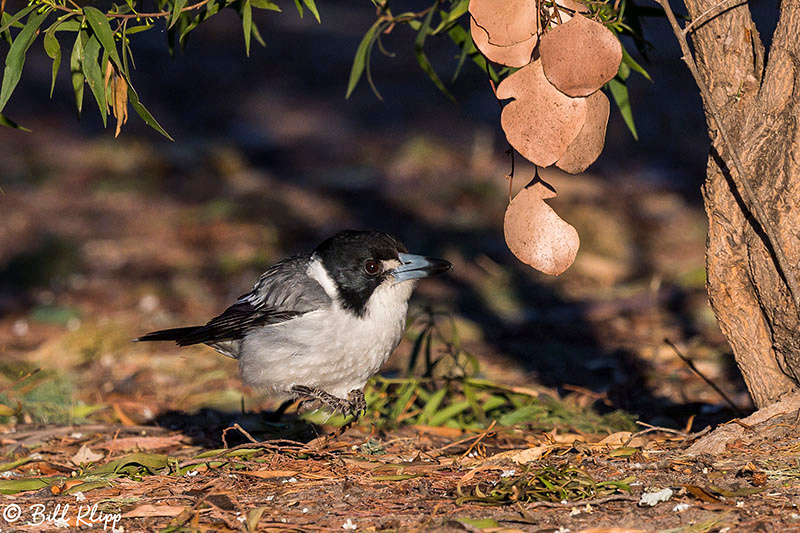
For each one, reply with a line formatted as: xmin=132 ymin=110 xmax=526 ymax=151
xmin=556 ymin=90 xmax=610 ymax=174
xmin=469 ymin=0 xmax=539 ymax=67
xmin=540 ymin=14 xmax=622 ymax=97
xmin=504 ymin=181 xmax=580 ymax=275
xmin=497 ymin=60 xmax=587 ymax=167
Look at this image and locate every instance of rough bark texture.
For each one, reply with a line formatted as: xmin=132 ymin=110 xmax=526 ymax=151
xmin=683 ymin=0 xmax=800 ymax=407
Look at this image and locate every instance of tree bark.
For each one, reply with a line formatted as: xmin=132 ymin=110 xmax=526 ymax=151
xmin=681 ymin=0 xmax=800 ymax=407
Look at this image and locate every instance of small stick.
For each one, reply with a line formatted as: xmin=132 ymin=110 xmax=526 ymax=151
xmin=665 ymin=338 xmax=744 ymax=417
xmin=460 ymin=420 xmax=497 ymax=460
xmin=221 ymin=423 xmax=258 ymax=448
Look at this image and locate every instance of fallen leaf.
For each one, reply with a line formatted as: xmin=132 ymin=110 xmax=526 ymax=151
xmin=540 ymin=14 xmax=622 ymax=97
xmin=595 ymin=431 xmax=644 ymax=448
xmin=556 ymin=90 xmax=610 ymax=174
xmin=97 ymin=435 xmax=183 ymax=452
xmin=490 ymin=444 xmax=547 ymax=464
xmin=121 ymin=504 xmax=186 ymax=518
xmin=497 ymin=60 xmax=587 ymax=167
xmin=71 ymin=444 xmax=104 ymax=464
xmin=683 ymin=484 xmax=722 ymax=503
xmin=504 ymin=181 xmax=580 ymax=275
xmin=469 ymin=0 xmax=538 ymax=67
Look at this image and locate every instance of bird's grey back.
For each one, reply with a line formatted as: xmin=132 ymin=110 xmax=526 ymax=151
xmin=243 ymin=252 xmax=331 ymax=312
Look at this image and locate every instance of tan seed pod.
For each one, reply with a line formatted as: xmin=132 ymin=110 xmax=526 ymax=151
xmin=540 ymin=14 xmax=623 ymax=97
xmin=556 ymin=90 xmax=610 ymax=174
xmin=504 ymin=181 xmax=580 ymax=275
xmin=497 ymin=60 xmax=587 ymax=167
xmin=469 ymin=0 xmax=539 ymax=67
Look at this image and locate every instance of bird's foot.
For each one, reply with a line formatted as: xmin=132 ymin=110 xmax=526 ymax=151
xmin=347 ymin=389 xmax=367 ymax=419
xmin=291 ymin=385 xmax=352 ymax=417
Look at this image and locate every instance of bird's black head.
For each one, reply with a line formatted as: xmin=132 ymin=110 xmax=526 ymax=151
xmin=314 ymin=230 xmax=408 ymax=315
xmin=313 ymin=230 xmax=451 ymax=316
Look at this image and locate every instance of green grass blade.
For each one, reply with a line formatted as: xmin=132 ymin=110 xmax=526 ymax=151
xmin=428 ymin=400 xmax=470 ymax=427
xmin=416 ymin=387 xmax=448 ymax=425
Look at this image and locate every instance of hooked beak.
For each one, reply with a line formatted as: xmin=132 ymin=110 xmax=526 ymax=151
xmin=392 ymin=253 xmax=452 ymax=283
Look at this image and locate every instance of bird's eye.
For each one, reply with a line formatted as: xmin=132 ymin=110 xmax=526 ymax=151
xmin=364 ymin=260 xmax=381 ymax=276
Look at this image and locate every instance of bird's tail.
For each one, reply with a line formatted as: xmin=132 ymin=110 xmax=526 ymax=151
xmin=134 ymin=327 xmax=200 ymax=343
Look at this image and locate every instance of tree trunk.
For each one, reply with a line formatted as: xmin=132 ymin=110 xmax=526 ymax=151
xmin=682 ymin=0 xmax=800 ymax=408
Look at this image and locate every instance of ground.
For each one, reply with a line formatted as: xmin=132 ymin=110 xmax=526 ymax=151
xmin=0 ymin=3 xmax=796 ymax=531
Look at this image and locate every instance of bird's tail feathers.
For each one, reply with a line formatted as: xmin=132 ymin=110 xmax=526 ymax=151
xmin=134 ymin=327 xmax=200 ymax=343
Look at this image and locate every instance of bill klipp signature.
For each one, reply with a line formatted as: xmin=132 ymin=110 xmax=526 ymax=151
xmin=2 ymin=503 xmax=122 ymax=531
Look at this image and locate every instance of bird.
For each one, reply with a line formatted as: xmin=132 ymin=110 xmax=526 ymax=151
xmin=135 ymin=230 xmax=451 ymax=419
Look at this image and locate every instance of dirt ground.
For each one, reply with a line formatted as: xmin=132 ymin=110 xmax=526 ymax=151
xmin=1 ymin=3 xmax=796 ymax=531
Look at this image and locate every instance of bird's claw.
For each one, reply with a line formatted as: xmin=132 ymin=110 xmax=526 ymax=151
xmin=291 ymin=385 xmax=365 ymax=419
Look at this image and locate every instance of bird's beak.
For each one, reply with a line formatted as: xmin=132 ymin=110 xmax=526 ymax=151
xmin=392 ymin=253 xmax=452 ymax=283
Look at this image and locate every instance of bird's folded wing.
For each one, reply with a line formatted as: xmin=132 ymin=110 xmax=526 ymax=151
xmin=176 ymin=253 xmax=331 ymax=346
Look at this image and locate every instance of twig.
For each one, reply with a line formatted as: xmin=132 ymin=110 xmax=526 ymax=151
xmin=221 ymin=423 xmax=259 ymax=448
xmin=459 ymin=420 xmax=497 ymax=460
xmin=665 ymin=338 xmax=744 ymax=417
xmin=683 ymin=0 xmax=744 ymax=34
xmin=623 ymin=422 xmax=686 ymax=446
xmin=51 ymin=0 xmax=212 ymax=20
xmin=655 ymin=0 xmax=800 ymax=314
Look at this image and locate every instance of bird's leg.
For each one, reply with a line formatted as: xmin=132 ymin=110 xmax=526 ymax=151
xmin=291 ymin=385 xmax=351 ymax=416
xmin=347 ymin=389 xmax=367 ymax=419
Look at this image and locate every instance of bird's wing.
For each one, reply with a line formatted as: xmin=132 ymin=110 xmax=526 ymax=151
xmin=174 ymin=253 xmax=332 ymax=347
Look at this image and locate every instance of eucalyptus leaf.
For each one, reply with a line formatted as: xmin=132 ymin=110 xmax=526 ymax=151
xmin=345 ymin=18 xmax=383 ymax=99
xmin=414 ymin=7 xmax=454 ymax=102
xmin=608 ymin=77 xmax=638 ymax=140
xmin=251 ymin=0 xmax=281 ymax=10
xmin=0 ymin=4 xmax=35 ymax=34
xmin=83 ymin=6 xmax=123 ymax=69
xmin=168 ymin=0 xmax=188 ymax=29
xmin=43 ymin=23 xmax=62 ymax=98
xmin=70 ymin=29 xmax=85 ymax=115
xmin=242 ymin=0 xmax=252 ymax=56
xmin=82 ymin=34 xmax=107 ymax=126
xmin=128 ymin=85 xmax=173 ymax=140
xmin=0 ymin=8 xmax=50 ymax=113
xmin=0 ymin=110 xmax=28 ymax=131
xmin=302 ymin=0 xmax=320 ymax=23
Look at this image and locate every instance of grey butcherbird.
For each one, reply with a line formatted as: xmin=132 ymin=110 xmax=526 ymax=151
xmin=135 ymin=230 xmax=452 ymax=418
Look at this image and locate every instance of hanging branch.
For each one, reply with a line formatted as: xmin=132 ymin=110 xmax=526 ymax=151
xmin=655 ymin=0 xmax=800 ymax=313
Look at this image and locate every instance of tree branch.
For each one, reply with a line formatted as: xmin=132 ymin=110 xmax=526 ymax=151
xmin=655 ymin=0 xmax=800 ymax=314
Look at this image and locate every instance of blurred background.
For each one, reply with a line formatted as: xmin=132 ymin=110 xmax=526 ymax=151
xmin=1 ymin=1 xmax=777 ymax=433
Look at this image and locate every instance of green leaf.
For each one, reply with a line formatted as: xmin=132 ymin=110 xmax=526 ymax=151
xmin=447 ymin=23 xmax=498 ymax=83
xmin=0 ymin=478 xmax=51 ymax=495
xmin=168 ymin=0 xmax=188 ymax=29
xmin=608 ymin=77 xmax=638 ymax=140
xmin=43 ymin=23 xmax=62 ymax=98
xmin=128 ymin=85 xmax=173 ymax=140
xmin=414 ymin=7 xmax=455 ymax=102
xmin=0 ymin=111 xmax=29 ymax=131
xmin=251 ymin=19 xmax=266 ymax=48
xmin=0 ymin=4 xmax=35 ymax=34
xmin=125 ymin=23 xmax=153 ymax=35
xmin=416 ymin=387 xmax=448 ymax=425
xmin=251 ymin=0 xmax=281 ymax=10
xmin=428 ymin=400 xmax=471 ymax=426
xmin=621 ymin=44 xmax=651 ymax=81
xmin=345 ymin=18 xmax=383 ymax=99
xmin=242 ymin=0 xmax=252 ymax=57
xmin=0 ymin=9 xmax=50 ymax=113
xmin=455 ymin=518 xmax=501 ymax=529
xmin=293 ymin=0 xmax=303 ymax=18
xmin=389 ymin=380 xmax=417 ymax=421
xmin=0 ymin=457 xmax=33 ymax=472
xmin=82 ymin=6 xmax=122 ymax=69
xmin=70 ymin=30 xmax=85 ymax=115
xmin=432 ymin=0 xmax=468 ymax=35
xmin=82 ymin=34 xmax=107 ymax=126
xmin=302 ymin=0 xmax=320 ymax=23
